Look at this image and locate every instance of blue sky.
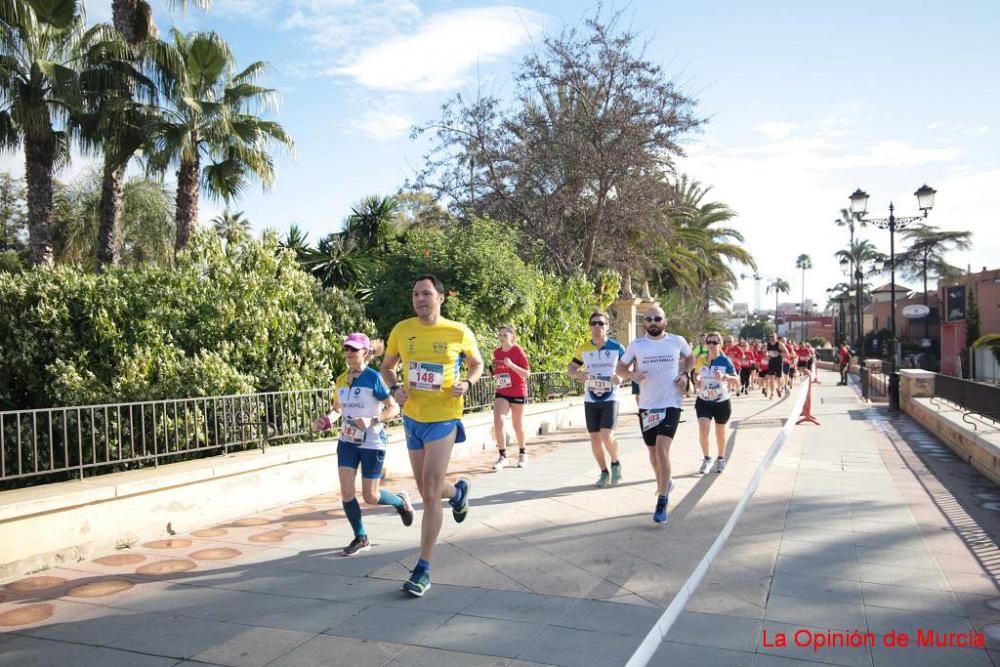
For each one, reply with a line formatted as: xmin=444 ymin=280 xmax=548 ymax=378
xmin=10 ymin=1 xmax=1000 ymax=311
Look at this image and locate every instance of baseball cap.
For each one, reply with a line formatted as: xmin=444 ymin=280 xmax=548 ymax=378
xmin=343 ymin=333 xmax=371 ymax=350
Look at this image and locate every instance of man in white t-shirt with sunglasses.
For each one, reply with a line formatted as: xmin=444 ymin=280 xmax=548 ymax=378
xmin=616 ymin=306 xmax=694 ymax=524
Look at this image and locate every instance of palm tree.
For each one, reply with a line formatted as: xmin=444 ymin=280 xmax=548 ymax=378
xmin=0 ymin=0 xmax=136 ymax=266
xmin=666 ymin=175 xmax=756 ymax=316
xmin=211 ymin=209 xmax=249 ymax=244
xmin=795 ymin=254 xmax=813 ymax=340
xmin=91 ymin=0 xmax=193 ymax=269
xmin=896 ymin=223 xmax=972 ymax=339
xmin=766 ymin=278 xmax=790 ymax=330
xmin=149 ymin=29 xmax=293 ymax=252
xmin=346 ymin=195 xmax=398 ymax=253
xmin=834 ymin=207 xmax=866 ymax=278
xmin=111 ymin=1 xmax=212 ymax=47
xmin=835 ymin=239 xmax=881 ymax=349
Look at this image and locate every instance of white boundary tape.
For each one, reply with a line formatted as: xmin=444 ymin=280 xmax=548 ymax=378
xmin=625 ymin=379 xmax=812 ymax=667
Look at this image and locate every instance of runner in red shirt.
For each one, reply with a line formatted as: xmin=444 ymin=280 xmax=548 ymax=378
xmin=797 ymin=342 xmax=814 ymax=380
xmin=724 ymin=335 xmax=744 ymax=395
xmin=492 ymin=324 xmax=531 ymax=470
xmin=838 ymin=341 xmax=851 ymax=385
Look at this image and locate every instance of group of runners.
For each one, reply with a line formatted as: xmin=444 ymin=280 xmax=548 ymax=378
xmin=312 ymin=273 xmax=814 ymax=598
xmin=694 ymin=333 xmax=818 ymax=400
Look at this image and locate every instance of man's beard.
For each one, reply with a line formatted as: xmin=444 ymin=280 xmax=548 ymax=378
xmin=646 ymin=325 xmax=663 ymax=337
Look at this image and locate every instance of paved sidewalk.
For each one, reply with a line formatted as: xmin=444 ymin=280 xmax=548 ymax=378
xmin=1 ymin=370 xmax=998 ymax=666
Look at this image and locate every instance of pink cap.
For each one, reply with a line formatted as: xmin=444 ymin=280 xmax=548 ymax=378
xmin=343 ymin=332 xmax=371 ymax=350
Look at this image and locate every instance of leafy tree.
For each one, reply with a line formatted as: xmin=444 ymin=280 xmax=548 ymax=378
xmin=739 ymin=316 xmax=774 ymax=341
xmin=834 ymin=207 xmax=866 ymax=277
xmin=412 ymin=8 xmax=702 ymax=275
xmin=148 ymin=29 xmax=293 ymax=252
xmin=367 ymin=217 xmax=599 ymax=370
xmin=394 ymin=191 xmax=450 ymax=230
xmin=346 ymin=195 xmax=398 ymax=253
xmin=111 ymin=0 xmax=211 ymax=47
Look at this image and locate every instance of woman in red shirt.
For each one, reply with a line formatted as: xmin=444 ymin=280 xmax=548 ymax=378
xmin=492 ymin=324 xmax=531 ymax=470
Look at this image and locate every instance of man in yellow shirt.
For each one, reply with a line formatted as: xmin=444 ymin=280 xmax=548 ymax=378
xmin=381 ymin=274 xmax=483 ymax=597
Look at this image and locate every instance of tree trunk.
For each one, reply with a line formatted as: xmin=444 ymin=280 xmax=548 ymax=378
xmin=175 ymin=155 xmax=200 ymax=252
xmin=97 ymin=155 xmax=126 ymax=269
xmin=24 ymin=133 xmax=56 ymax=267
xmin=112 ymin=0 xmax=152 ymax=46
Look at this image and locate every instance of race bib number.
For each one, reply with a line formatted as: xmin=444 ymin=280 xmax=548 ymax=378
xmin=340 ymin=420 xmax=365 ymax=445
xmin=700 ymin=368 xmax=724 ymax=401
xmin=588 ymin=376 xmax=613 ymax=395
xmin=496 ymin=373 xmax=512 ymax=389
xmin=768 ymin=350 xmax=780 ymax=358
xmin=641 ymin=409 xmax=666 ymax=431
xmin=408 ymin=361 xmax=444 ymax=391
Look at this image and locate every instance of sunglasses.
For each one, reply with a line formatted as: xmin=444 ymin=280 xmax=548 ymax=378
xmin=589 ymin=321 xmax=607 ymax=327
xmin=706 ymin=340 xmax=721 ymax=345
xmin=644 ymin=316 xmax=664 ymax=322
xmin=342 ymin=346 xmax=364 ymax=353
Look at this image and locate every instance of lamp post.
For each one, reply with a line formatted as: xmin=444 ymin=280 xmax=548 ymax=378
xmin=849 ymin=185 xmax=936 ymax=410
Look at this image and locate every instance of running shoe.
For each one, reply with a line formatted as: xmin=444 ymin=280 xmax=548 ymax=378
xmin=402 ymin=568 xmax=431 ymax=597
xmin=698 ymin=457 xmax=714 ymax=475
xmin=342 ymin=535 xmax=370 ymax=557
xmin=715 ymin=458 xmax=727 ymax=473
xmin=451 ymin=478 xmax=470 ymax=523
xmin=610 ymin=462 xmax=623 ymax=486
xmin=517 ymin=452 xmax=528 ymax=468
xmin=595 ymin=470 xmax=611 ymax=488
xmin=396 ymin=491 xmax=414 ymax=527
xmin=653 ymin=497 xmax=667 ymax=524
xmin=493 ymin=455 xmax=508 ymax=472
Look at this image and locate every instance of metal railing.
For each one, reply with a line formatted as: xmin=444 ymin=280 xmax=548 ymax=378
xmin=931 ymin=374 xmax=1000 ymax=431
xmin=0 ymin=389 xmax=334 ymax=489
xmin=860 ymin=366 xmax=888 ymax=401
xmin=1 ymin=372 xmax=582 ymax=489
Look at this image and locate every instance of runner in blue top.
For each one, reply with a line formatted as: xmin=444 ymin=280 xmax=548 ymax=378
xmin=568 ymin=311 xmax=626 ymax=488
xmin=313 ymin=333 xmax=414 ymax=556
xmin=695 ymin=331 xmax=739 ymax=475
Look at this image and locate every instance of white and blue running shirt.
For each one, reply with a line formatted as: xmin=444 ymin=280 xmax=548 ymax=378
xmin=335 ymin=367 xmax=391 ymax=449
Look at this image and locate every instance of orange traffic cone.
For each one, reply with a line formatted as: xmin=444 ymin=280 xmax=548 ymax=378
xmin=797 ymin=371 xmax=820 ymax=426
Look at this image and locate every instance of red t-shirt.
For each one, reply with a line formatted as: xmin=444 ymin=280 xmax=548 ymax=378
xmin=838 ymin=346 xmax=851 ymax=365
xmin=493 ymin=345 xmax=530 ymax=397
xmin=798 ymin=346 xmax=812 ymax=361
xmin=726 ymin=345 xmax=744 ymax=369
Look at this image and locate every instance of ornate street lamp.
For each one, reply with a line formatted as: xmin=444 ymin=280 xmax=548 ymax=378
xmin=849 ymin=185 xmax=936 ymax=410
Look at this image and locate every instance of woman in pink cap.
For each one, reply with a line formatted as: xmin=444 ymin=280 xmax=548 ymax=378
xmin=314 ymin=333 xmax=413 ymax=556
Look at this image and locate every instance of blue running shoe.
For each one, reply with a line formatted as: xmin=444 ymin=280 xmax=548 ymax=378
xmin=402 ymin=568 xmax=431 ymax=597
xmin=451 ymin=478 xmax=470 ymax=523
xmin=653 ymin=497 xmax=667 ymax=524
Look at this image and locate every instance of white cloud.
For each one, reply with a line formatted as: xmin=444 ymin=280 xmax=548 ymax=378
xmin=349 ymin=110 xmax=413 ymax=142
xmin=754 ymin=121 xmax=797 ymax=140
xmin=680 ymin=122 xmax=986 ymax=310
xmin=334 ymin=6 xmax=545 ymax=91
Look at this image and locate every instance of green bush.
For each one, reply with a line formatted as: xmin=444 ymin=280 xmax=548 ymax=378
xmin=367 ymin=217 xmax=599 ymax=372
xmin=0 ymin=232 xmax=369 ymax=410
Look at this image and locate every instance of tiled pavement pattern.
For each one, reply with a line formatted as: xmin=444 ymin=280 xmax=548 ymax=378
xmin=2 ymin=371 xmax=998 ymax=666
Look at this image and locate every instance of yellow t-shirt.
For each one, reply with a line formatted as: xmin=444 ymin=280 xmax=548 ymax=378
xmin=386 ymin=317 xmax=481 ymax=422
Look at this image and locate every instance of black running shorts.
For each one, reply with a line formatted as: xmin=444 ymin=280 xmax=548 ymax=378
xmin=638 ymin=407 xmax=682 ymax=445
xmin=584 ymin=401 xmax=618 ymax=433
xmin=695 ymin=398 xmax=732 ymax=424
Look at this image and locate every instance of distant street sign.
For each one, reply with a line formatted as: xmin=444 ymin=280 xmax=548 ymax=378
xmin=902 ymin=304 xmax=930 ymax=318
